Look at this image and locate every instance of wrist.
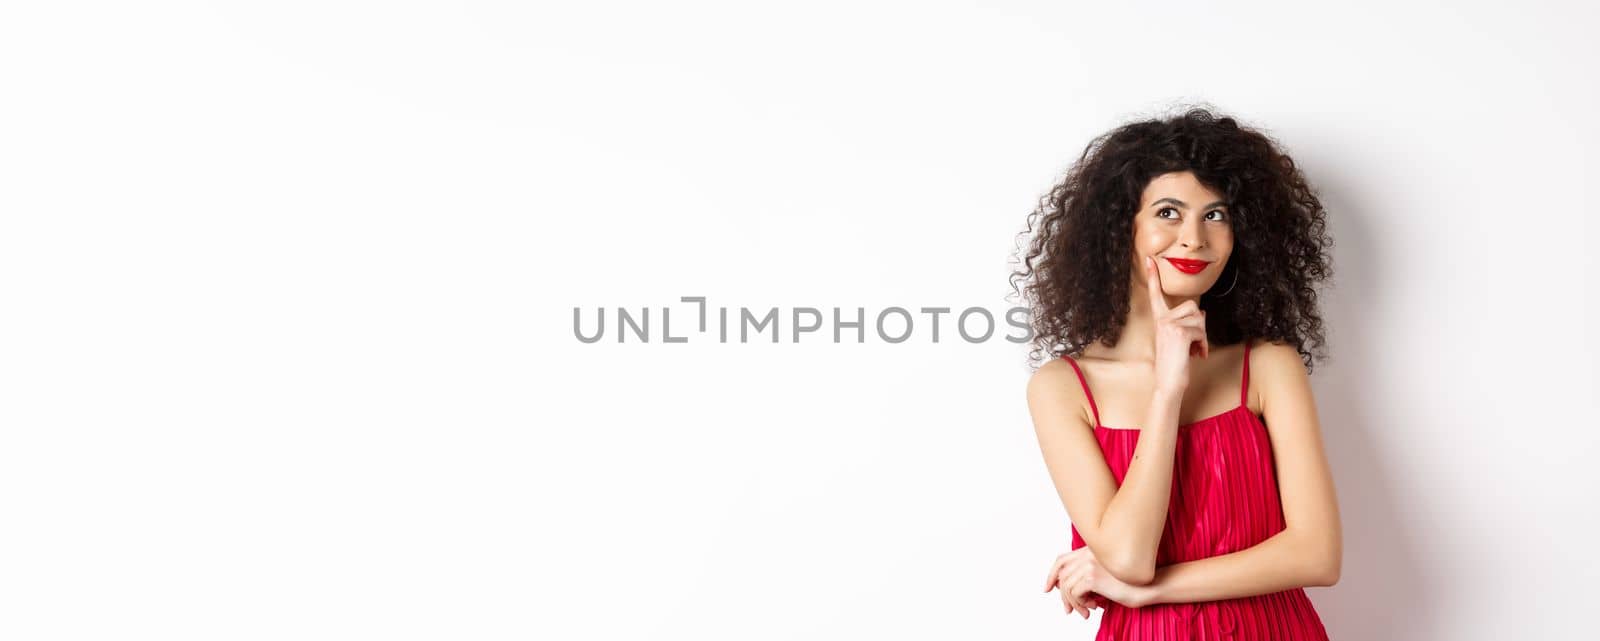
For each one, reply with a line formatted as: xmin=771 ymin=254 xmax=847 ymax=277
xmin=1148 ymin=389 xmax=1184 ymax=421
xmin=1153 ymin=384 xmax=1185 ymax=400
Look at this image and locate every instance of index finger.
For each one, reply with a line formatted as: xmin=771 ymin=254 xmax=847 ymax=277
xmin=1044 ymin=548 xmax=1085 ymax=592
xmin=1145 ymin=255 xmax=1168 ymax=313
xmin=1044 ymin=554 xmax=1068 ymax=592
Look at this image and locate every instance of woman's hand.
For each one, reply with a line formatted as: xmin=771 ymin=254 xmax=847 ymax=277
xmin=1145 ymin=255 xmax=1209 ymax=393
xmin=1044 ymin=545 xmax=1154 ymax=617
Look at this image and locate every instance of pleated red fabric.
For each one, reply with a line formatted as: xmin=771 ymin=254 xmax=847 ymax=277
xmin=1060 ymin=340 xmax=1329 ymax=640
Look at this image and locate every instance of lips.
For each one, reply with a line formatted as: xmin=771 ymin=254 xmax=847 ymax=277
xmin=1163 ymin=257 xmax=1211 ymax=275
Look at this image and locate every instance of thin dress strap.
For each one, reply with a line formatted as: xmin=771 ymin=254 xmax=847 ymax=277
xmin=1060 ymin=354 xmax=1101 ymax=429
xmin=1240 ymin=338 xmax=1252 ymax=408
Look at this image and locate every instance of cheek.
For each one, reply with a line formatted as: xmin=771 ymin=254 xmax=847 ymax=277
xmin=1130 ymin=230 xmax=1167 ymax=271
xmin=1132 ymin=225 xmax=1173 ymax=253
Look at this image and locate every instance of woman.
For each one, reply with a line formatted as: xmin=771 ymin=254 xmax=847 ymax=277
xmin=1013 ymin=107 xmax=1342 ymax=639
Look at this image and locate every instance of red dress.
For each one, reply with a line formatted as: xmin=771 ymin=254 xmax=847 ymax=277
xmin=1060 ymin=340 xmax=1330 ymax=640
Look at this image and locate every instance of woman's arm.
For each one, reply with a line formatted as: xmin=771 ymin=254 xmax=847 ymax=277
xmin=1137 ymin=340 xmax=1343 ymax=604
xmin=1135 ymin=528 xmax=1336 ymax=605
xmin=1029 ymin=360 xmax=1185 ymax=585
xmin=1096 ymin=388 xmax=1186 ymax=584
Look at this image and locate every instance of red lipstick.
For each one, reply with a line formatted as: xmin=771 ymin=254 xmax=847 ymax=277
xmin=1164 ymin=257 xmax=1211 ymax=275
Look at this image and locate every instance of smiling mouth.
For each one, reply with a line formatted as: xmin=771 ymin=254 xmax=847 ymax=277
xmin=1163 ymin=257 xmax=1211 ymax=274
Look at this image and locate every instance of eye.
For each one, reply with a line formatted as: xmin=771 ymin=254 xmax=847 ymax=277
xmin=1157 ymin=207 xmax=1229 ymax=221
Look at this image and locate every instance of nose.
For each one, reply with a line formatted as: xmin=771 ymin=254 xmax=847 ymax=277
xmin=1180 ymin=219 xmax=1207 ymax=250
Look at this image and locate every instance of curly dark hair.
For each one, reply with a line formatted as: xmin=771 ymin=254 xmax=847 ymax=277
xmin=1008 ymin=106 xmax=1334 ymax=373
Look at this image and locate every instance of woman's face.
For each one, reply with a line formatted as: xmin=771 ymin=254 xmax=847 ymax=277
xmin=1130 ymin=171 xmax=1234 ymax=299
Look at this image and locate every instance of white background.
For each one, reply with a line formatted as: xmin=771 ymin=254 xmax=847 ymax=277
xmin=3 ymin=1 xmax=1597 ymax=639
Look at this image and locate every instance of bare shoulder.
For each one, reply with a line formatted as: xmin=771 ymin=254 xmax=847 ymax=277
xmin=1249 ymin=339 xmax=1313 ymax=415
xmin=1250 ymin=339 xmax=1309 ymax=378
xmin=1026 ymin=356 xmax=1093 ymax=430
xmin=1027 ymin=356 xmax=1077 ymax=403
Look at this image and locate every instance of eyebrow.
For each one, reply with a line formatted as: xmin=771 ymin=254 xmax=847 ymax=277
xmin=1151 ymin=197 xmax=1229 ymax=210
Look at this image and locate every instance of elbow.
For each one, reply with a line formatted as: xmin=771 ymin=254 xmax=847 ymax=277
xmin=1309 ymin=546 xmax=1341 ymax=587
xmin=1314 ymin=557 xmax=1341 ymax=587
xmin=1295 ymin=528 xmax=1340 ymax=587
xmin=1105 ymin=553 xmax=1157 ymax=586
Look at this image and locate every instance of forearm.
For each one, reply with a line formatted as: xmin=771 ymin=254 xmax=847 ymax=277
xmin=1138 ymin=529 xmax=1334 ymax=606
xmin=1094 ymin=389 xmax=1184 ymax=582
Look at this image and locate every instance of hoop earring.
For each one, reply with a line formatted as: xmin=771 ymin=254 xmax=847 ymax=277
xmin=1210 ymin=267 xmax=1239 ymax=297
